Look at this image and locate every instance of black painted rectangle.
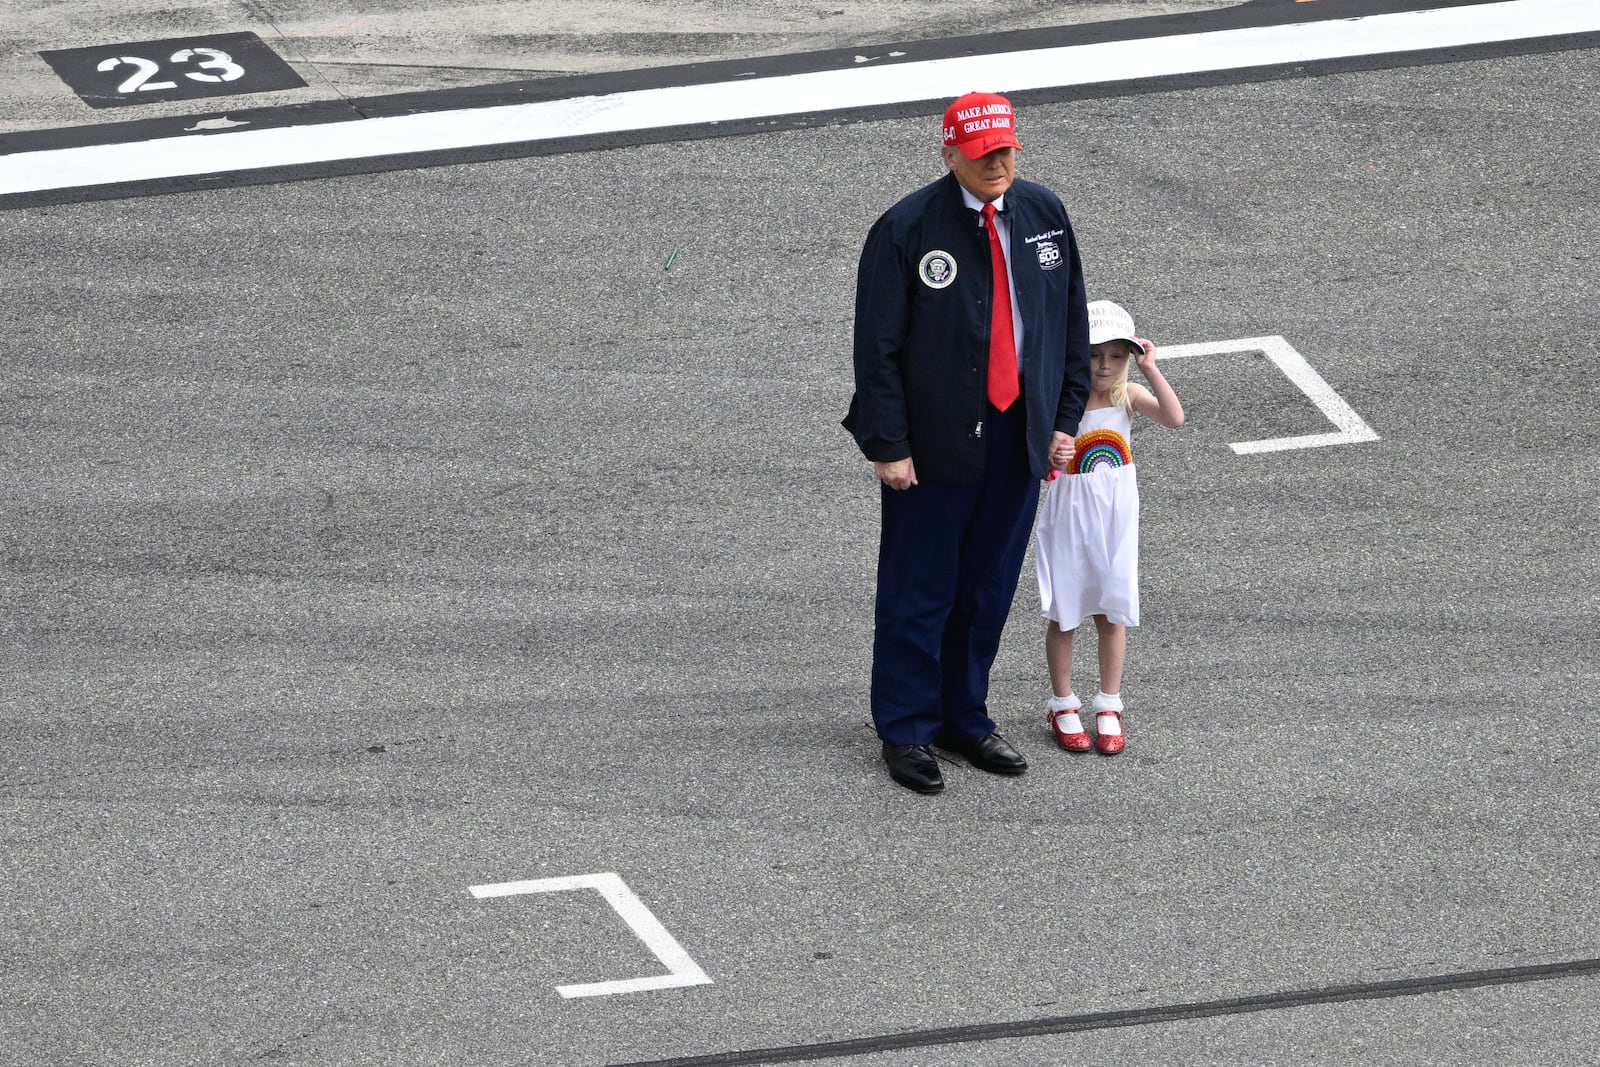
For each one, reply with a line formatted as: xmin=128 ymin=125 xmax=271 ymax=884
xmin=40 ymin=32 xmax=307 ymax=109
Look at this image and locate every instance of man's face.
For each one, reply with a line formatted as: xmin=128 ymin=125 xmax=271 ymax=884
xmin=943 ymin=145 xmax=1016 ymax=202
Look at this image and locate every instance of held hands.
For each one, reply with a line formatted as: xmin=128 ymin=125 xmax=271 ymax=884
xmin=1048 ymin=430 xmax=1074 ymax=472
xmin=875 ymin=457 xmax=918 ymax=490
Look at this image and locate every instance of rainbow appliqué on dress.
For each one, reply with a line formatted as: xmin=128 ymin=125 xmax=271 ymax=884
xmin=1069 ymin=428 xmax=1132 ymax=474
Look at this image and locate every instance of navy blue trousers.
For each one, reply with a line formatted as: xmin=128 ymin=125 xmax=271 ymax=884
xmin=870 ymin=401 xmax=1039 ymax=746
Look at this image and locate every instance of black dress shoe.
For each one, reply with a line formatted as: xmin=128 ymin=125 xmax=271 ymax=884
xmin=882 ymin=743 xmax=944 ymax=794
xmin=936 ymin=730 xmax=1028 ymax=775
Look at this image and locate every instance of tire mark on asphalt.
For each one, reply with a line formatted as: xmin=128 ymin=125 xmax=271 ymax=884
xmin=611 ymin=957 xmax=1600 ymax=1065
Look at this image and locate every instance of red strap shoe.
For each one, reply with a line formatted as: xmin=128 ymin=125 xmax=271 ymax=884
xmin=1047 ymin=708 xmax=1093 ymax=752
xmin=1094 ymin=710 xmax=1125 ymax=755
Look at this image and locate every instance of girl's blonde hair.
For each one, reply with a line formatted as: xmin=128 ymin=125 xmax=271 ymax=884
xmin=1101 ymin=340 xmax=1134 ymax=411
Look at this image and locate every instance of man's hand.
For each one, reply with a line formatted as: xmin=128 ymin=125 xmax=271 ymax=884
xmin=874 ymin=457 xmax=918 ymax=490
xmin=1048 ymin=431 xmax=1074 ymax=472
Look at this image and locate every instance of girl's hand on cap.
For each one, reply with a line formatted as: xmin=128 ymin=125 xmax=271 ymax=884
xmin=1133 ymin=337 xmax=1156 ymax=372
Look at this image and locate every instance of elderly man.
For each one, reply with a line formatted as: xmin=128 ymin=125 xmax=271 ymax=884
xmin=843 ymin=91 xmax=1092 ymax=794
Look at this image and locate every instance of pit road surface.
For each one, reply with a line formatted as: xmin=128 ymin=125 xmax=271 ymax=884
xmin=4 ymin=1 xmax=1599 ymax=1064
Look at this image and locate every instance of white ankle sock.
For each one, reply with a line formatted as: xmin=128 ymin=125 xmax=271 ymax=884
xmin=1047 ymin=694 xmax=1083 ymax=733
xmin=1093 ymin=691 xmax=1123 ymax=735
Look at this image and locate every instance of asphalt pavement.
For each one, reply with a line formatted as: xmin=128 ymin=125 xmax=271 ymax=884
xmin=3 ymin=2 xmax=1599 ymax=1065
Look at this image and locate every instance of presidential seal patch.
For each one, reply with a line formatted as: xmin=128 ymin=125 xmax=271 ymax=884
xmin=1035 ymin=241 xmax=1062 ymax=270
xmin=918 ymin=250 xmax=957 ymax=289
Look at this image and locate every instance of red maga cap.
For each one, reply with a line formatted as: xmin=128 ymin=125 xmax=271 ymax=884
xmin=942 ymin=91 xmax=1022 ymax=159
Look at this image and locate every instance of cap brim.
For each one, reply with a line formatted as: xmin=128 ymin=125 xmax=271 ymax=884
xmin=1088 ymin=332 xmax=1139 ymax=347
xmin=954 ymin=132 xmax=1023 ymax=160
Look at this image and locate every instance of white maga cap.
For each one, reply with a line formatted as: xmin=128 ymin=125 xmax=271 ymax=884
xmin=1087 ymin=300 xmax=1138 ymax=347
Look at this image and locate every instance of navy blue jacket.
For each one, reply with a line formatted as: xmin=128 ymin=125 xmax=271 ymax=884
xmin=843 ymin=172 xmax=1091 ymax=485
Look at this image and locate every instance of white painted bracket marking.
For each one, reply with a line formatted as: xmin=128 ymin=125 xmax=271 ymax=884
xmin=1158 ymin=335 xmax=1379 ymax=454
xmin=470 ymin=872 xmax=712 ymax=999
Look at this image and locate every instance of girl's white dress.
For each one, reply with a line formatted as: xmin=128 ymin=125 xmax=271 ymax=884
xmin=1035 ymin=402 xmax=1140 ymax=627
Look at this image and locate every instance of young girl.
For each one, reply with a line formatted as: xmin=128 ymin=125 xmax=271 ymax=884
xmin=1035 ymin=300 xmax=1185 ymax=755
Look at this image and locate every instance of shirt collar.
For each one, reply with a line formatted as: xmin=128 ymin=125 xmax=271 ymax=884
xmin=958 ymin=184 xmax=1006 ymax=217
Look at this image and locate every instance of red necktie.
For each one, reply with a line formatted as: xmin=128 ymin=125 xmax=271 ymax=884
xmin=982 ymin=202 xmax=1019 ymax=411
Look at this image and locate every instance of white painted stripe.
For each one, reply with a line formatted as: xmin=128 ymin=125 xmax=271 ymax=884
xmin=3 ymin=0 xmax=1596 ymax=196
xmin=470 ymin=872 xmax=713 ymax=998
xmin=1159 ymin=336 xmax=1380 ymax=454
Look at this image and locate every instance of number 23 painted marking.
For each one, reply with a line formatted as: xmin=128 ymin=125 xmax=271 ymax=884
xmin=96 ymin=48 xmax=246 ymax=93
